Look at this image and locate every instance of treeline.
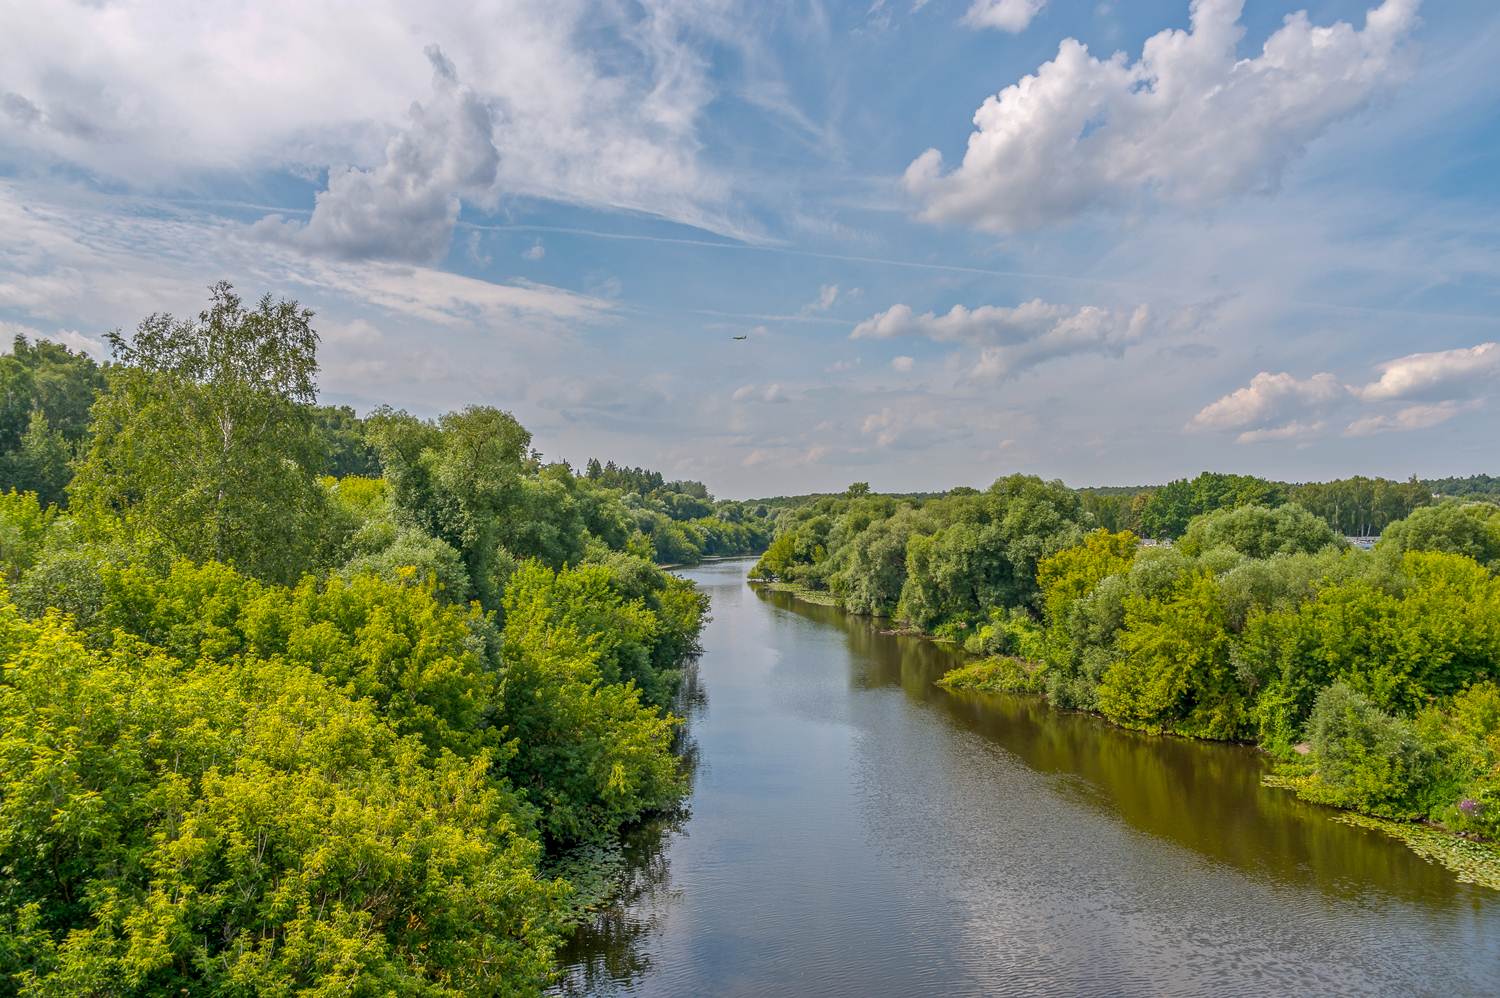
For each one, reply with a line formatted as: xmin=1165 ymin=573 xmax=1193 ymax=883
xmin=1081 ymin=470 xmax=1500 ymax=540
xmin=752 ymin=475 xmax=1500 ymax=856
xmin=1426 ymin=473 xmax=1500 ymax=499
xmin=0 ymin=284 xmax=759 ymax=994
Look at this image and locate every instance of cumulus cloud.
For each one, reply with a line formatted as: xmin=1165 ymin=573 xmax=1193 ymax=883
xmin=1345 ymin=401 xmax=1471 ymax=437
xmin=523 ymin=240 xmax=546 ymax=261
xmin=1354 ymin=342 xmax=1499 ymax=402
xmin=891 ymin=355 xmax=915 ymax=372
xmin=1193 ymin=338 xmax=1500 ymax=444
xmin=906 ymin=0 xmax=1421 ymax=231
xmin=851 ymin=298 xmax=1151 ymax=380
xmin=257 ymin=46 xmax=499 ymax=263
xmin=1235 ymin=420 xmax=1325 ymax=445
xmin=1189 ymin=371 xmax=1347 ymax=442
xmin=857 ymin=400 xmax=1015 ymax=450
xmin=741 ymin=442 xmax=828 ymax=468
xmin=963 ymin=0 xmax=1047 ymax=33
xmin=862 ymin=407 xmax=921 ymax=448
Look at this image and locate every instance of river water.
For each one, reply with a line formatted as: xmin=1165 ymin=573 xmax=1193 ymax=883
xmin=556 ymin=558 xmax=1500 ymax=996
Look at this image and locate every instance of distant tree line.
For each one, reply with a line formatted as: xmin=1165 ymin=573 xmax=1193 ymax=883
xmin=1076 ymin=471 xmax=1444 ymax=540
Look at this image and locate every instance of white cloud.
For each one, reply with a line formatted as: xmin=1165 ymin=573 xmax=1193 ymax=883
xmin=0 ymin=1 xmax=730 ymax=241
xmin=1193 ymin=339 xmax=1500 ymax=445
xmin=732 ymin=382 xmax=789 ymax=403
xmin=1189 ymin=371 xmax=1347 ymax=436
xmin=1235 ymin=420 xmax=1324 ymax=445
xmin=0 ymin=321 xmax=108 ymax=360
xmin=891 ymin=355 xmax=915 ymax=372
xmin=906 ymin=0 xmax=1422 ymax=231
xmin=1345 ymin=401 xmax=1471 ymax=437
xmin=318 ymin=318 xmax=386 ymax=346
xmin=523 ymin=240 xmax=546 ymax=261
xmin=858 ymin=401 xmax=1011 ymax=450
xmin=861 ymin=407 xmax=910 ymax=448
xmin=1355 ymin=342 xmax=1499 ymax=401
xmin=802 ymin=283 xmax=841 ymax=314
xmin=963 ymin=0 xmax=1047 ymax=33
xmin=851 ymin=298 xmax=1152 ymax=379
xmin=741 ymin=442 xmax=827 ymax=468
xmin=467 ymin=231 xmax=492 ymax=266
xmin=256 ymin=46 xmax=499 ymax=263
xmin=0 ymin=181 xmax=614 ymax=405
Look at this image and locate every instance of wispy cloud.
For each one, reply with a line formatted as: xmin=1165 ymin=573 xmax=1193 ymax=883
xmin=852 ymin=299 xmax=1156 ymax=380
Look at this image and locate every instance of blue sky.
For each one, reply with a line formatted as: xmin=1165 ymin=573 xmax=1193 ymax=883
xmin=2 ymin=0 xmax=1498 ymax=496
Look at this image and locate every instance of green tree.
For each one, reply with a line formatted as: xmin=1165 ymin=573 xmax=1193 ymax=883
xmin=0 ymin=591 xmax=562 ymax=996
xmin=0 ymin=411 xmax=71 ymax=507
xmin=312 ymin=403 xmax=382 ymax=477
xmin=1289 ymin=475 xmax=1431 ymax=536
xmin=1136 ymin=472 xmax=1287 ymax=539
xmin=69 ymin=283 xmax=331 ymax=584
xmin=897 ymin=476 xmax=1085 ymax=629
xmin=1097 ymin=570 xmax=1247 ymax=739
xmin=500 ymin=560 xmax=685 ymax=844
xmin=1302 ymin=682 xmax=1438 ymax=819
xmin=1177 ymin=503 xmax=1345 ymax=560
xmin=1378 ymin=500 xmax=1500 ymax=569
xmin=367 ymin=405 xmax=536 ymax=608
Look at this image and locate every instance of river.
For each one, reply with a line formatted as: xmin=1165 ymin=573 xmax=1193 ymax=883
xmin=556 ymin=558 xmax=1500 ymax=996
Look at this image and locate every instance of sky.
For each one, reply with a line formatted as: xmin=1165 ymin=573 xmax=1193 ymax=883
xmin=1 ymin=0 xmax=1498 ymax=497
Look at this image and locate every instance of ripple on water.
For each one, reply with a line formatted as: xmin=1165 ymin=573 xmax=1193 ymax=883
xmin=557 ymin=565 xmax=1500 ymax=997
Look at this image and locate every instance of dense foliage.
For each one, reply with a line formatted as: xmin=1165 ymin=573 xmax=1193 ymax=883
xmin=0 ymin=335 xmax=107 ymax=506
xmin=0 ymin=284 xmax=745 ymax=995
xmin=753 ymin=477 xmax=1500 ymax=854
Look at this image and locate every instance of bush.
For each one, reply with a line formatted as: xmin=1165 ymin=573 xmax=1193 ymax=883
xmin=0 ymin=592 xmax=562 ymax=995
xmin=1178 ymin=503 xmax=1345 ymax=560
xmin=1379 ymin=501 xmax=1500 ymax=570
xmin=963 ymin=606 xmax=1046 ymax=660
xmin=939 ymin=656 xmax=1044 ymax=695
xmin=499 ymin=561 xmax=686 ymax=845
xmin=1303 ymin=682 xmax=1439 ymax=820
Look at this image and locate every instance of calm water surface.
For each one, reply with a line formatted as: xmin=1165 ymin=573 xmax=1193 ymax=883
xmin=556 ymin=558 xmax=1500 ymax=996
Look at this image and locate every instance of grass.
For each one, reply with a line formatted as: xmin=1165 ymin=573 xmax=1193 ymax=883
xmin=755 ymin=580 xmax=841 ymax=606
xmin=937 ymin=656 xmax=1045 ymax=695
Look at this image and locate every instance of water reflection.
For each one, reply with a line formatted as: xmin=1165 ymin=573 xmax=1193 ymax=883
xmin=553 ymin=660 xmax=705 ymax=995
xmin=771 ymin=589 xmax=1473 ymax=906
xmin=555 ymin=563 xmax=1500 ymax=997
xmin=553 ymin=804 xmax=692 ymax=995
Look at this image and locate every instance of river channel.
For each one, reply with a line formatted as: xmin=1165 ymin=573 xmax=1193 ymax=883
xmin=556 ymin=558 xmax=1499 ymax=996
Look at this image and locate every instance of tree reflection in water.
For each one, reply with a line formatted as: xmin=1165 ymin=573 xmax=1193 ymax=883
xmin=551 ymin=660 xmax=705 ymax=995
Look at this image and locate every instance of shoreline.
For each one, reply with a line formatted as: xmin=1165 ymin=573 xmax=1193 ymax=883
xmin=751 ymin=575 xmax=1500 ymax=891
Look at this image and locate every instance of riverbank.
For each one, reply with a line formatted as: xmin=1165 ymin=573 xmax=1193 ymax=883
xmin=751 ymin=576 xmax=1500 ymax=891
xmin=561 ymin=561 xmax=1500 ymax=995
